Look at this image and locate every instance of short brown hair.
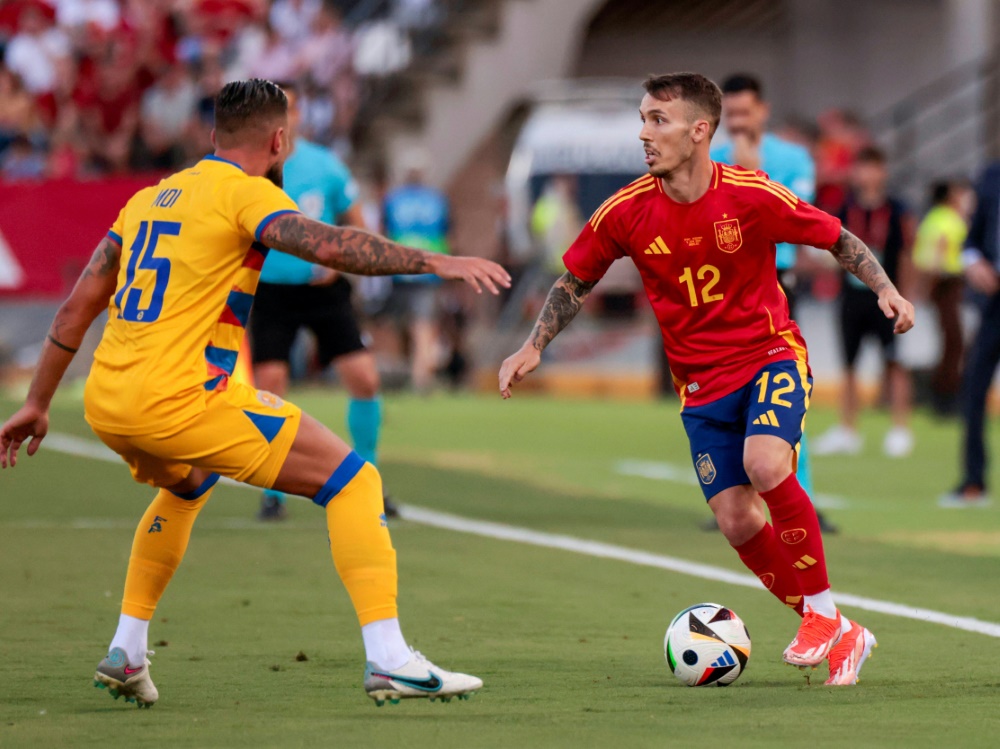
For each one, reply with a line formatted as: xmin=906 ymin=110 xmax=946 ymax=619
xmin=855 ymin=145 xmax=887 ymax=165
xmin=214 ymin=78 xmax=288 ymax=147
xmin=643 ymin=73 xmax=723 ymax=136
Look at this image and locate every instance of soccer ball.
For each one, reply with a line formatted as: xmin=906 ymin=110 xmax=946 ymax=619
xmin=664 ymin=602 xmax=751 ymax=687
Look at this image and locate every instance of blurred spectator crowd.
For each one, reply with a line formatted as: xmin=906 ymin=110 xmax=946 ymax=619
xmin=0 ymin=0 xmax=438 ymax=181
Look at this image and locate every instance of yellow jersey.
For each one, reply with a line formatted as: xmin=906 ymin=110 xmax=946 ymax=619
xmin=84 ymin=155 xmax=299 ymax=434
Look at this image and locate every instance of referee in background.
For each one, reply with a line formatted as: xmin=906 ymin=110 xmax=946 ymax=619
xmin=250 ymin=82 xmax=396 ymax=520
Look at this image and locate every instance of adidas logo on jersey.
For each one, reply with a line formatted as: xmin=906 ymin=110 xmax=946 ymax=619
xmin=643 ymin=236 xmax=670 ymax=255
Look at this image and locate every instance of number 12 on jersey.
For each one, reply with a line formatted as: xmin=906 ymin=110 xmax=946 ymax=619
xmin=114 ymin=220 xmax=181 ymax=323
xmin=678 ymin=265 xmax=724 ymax=307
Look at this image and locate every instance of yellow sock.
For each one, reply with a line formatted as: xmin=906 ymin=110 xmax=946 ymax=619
xmin=121 ymin=475 xmax=218 ymax=619
xmin=315 ymin=454 xmax=398 ymax=626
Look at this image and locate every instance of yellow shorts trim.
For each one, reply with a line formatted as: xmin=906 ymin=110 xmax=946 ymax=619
xmin=91 ymin=382 xmax=301 ymax=489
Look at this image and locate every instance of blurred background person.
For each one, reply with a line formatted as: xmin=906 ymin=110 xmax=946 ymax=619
xmin=814 ymin=147 xmax=916 ymax=458
xmin=136 ymin=61 xmax=199 ymax=170
xmin=249 ymin=82 xmax=396 ymax=521
xmin=709 ymin=73 xmax=835 ymax=533
xmin=913 ymin=178 xmax=975 ymax=415
xmin=382 ymin=152 xmax=452 ymax=393
xmin=939 ymin=160 xmax=1000 ymax=508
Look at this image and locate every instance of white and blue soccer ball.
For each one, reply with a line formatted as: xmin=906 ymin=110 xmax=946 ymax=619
xmin=664 ymin=602 xmax=751 ymax=687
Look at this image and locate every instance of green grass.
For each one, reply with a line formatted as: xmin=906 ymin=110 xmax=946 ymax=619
xmin=1 ymin=391 xmax=999 ymax=748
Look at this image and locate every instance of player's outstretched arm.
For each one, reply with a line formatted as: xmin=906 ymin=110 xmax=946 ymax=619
xmin=1 ymin=237 xmax=121 ymax=468
xmin=499 ymin=271 xmax=597 ymax=399
xmin=261 ymin=213 xmax=510 ymax=294
xmin=829 ymin=227 xmax=915 ymax=334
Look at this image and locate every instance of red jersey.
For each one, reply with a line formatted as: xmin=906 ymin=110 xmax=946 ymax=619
xmin=563 ymin=162 xmax=842 ymax=408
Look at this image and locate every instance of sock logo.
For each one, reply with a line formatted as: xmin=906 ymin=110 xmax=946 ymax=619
xmin=758 ymin=572 xmax=775 ymax=590
xmin=781 ymin=528 xmax=807 ymax=544
xmin=147 ymin=516 xmax=167 ymax=534
xmin=785 ymin=595 xmax=802 ymax=608
xmin=793 ymin=554 xmax=818 ymax=570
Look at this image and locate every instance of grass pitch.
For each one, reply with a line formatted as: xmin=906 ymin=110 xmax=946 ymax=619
xmin=2 ymin=390 xmax=999 ymax=748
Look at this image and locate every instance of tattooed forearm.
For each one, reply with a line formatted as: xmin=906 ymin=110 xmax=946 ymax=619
xmin=528 ymin=272 xmax=597 ymax=352
xmin=829 ymin=227 xmax=895 ymax=296
xmin=263 ymin=214 xmax=436 ymax=275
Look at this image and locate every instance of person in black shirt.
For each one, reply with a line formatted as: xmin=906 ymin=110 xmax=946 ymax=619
xmin=813 ymin=147 xmax=916 ymax=458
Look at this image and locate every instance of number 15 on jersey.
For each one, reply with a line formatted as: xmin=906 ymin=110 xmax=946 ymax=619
xmin=114 ymin=220 xmax=181 ymax=323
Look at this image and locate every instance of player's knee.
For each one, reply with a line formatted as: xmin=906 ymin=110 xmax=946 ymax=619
xmin=743 ymin=454 xmax=787 ymax=493
xmin=714 ymin=503 xmax=761 ymax=546
xmin=348 ymin=370 xmax=380 ymax=400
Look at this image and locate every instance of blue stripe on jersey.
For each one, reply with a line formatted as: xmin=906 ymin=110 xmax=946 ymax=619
xmin=254 ymin=209 xmax=299 ymax=242
xmin=204 ymin=344 xmax=238 ymax=375
xmin=225 ymin=290 xmax=255 ymax=328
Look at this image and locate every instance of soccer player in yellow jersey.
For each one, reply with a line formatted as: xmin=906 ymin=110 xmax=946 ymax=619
xmin=0 ymin=79 xmax=510 ymax=707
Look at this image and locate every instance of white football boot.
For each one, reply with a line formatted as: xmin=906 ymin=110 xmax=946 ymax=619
xmin=364 ymin=649 xmax=482 ymax=706
xmin=94 ymin=648 xmax=158 ymax=708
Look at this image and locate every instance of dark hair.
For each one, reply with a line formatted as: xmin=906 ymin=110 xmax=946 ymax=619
xmin=855 ymin=145 xmax=887 ymax=164
xmin=721 ymin=73 xmax=764 ymax=99
xmin=929 ymin=180 xmax=951 ymax=205
xmin=643 ymin=72 xmax=723 ymax=135
xmin=930 ymin=177 xmax=973 ymax=206
xmin=214 ymin=79 xmax=288 ymax=146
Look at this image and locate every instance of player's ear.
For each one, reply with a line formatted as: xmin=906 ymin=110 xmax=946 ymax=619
xmin=210 ymin=129 xmax=217 ymax=149
xmin=691 ymin=119 xmax=711 ymax=144
xmin=270 ymin=127 xmax=285 ymax=156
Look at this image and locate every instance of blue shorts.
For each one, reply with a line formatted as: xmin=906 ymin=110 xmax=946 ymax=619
xmin=680 ymin=359 xmax=812 ymax=502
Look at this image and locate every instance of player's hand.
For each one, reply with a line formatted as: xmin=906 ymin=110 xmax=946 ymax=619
xmin=499 ymin=344 xmax=541 ymax=399
xmin=966 ymin=258 xmax=1000 ymax=296
xmin=877 ymin=288 xmax=915 ymax=334
xmin=429 ymin=255 xmax=511 ymax=295
xmin=0 ymin=403 xmax=49 ymax=468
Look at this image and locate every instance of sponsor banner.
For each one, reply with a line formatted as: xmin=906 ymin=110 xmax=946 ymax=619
xmin=0 ymin=175 xmax=161 ymax=298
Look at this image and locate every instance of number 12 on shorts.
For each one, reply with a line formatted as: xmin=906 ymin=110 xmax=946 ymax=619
xmin=755 ymin=370 xmax=795 ymax=407
xmin=115 ymin=220 xmax=181 ymax=323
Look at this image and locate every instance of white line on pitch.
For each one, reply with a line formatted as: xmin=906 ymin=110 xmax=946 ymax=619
xmin=614 ymin=459 xmax=849 ymax=509
xmin=38 ymin=432 xmax=1000 ymax=639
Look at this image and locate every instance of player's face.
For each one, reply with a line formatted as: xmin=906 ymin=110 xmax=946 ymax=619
xmin=721 ymin=91 xmax=768 ymax=140
xmin=639 ymin=94 xmax=701 ymax=177
xmin=850 ymin=160 xmax=887 ymax=197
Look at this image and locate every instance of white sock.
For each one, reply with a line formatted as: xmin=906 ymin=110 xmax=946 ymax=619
xmin=840 ymin=617 xmax=853 ymax=636
xmin=803 ymin=589 xmax=837 ymax=619
xmin=361 ymin=618 xmax=410 ymax=670
xmin=109 ymin=614 xmax=150 ymax=666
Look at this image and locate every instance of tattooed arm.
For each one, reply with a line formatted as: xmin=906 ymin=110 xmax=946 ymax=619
xmin=499 ymin=272 xmax=598 ymax=398
xmin=261 ymin=213 xmax=510 ymax=294
xmin=1 ymin=237 xmax=121 ymax=467
xmin=829 ymin=226 xmax=915 ymax=333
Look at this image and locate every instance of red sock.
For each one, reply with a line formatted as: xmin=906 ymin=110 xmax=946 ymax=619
xmin=759 ymin=473 xmax=830 ymax=596
xmin=732 ymin=523 xmax=804 ymax=615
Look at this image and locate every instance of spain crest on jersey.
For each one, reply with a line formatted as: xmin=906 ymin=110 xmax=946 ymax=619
xmin=714 ymin=218 xmax=743 ymax=252
xmin=695 ymin=454 xmax=717 ymax=484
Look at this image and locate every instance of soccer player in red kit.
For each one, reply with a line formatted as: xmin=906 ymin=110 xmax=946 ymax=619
xmin=499 ymin=73 xmax=915 ymax=685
